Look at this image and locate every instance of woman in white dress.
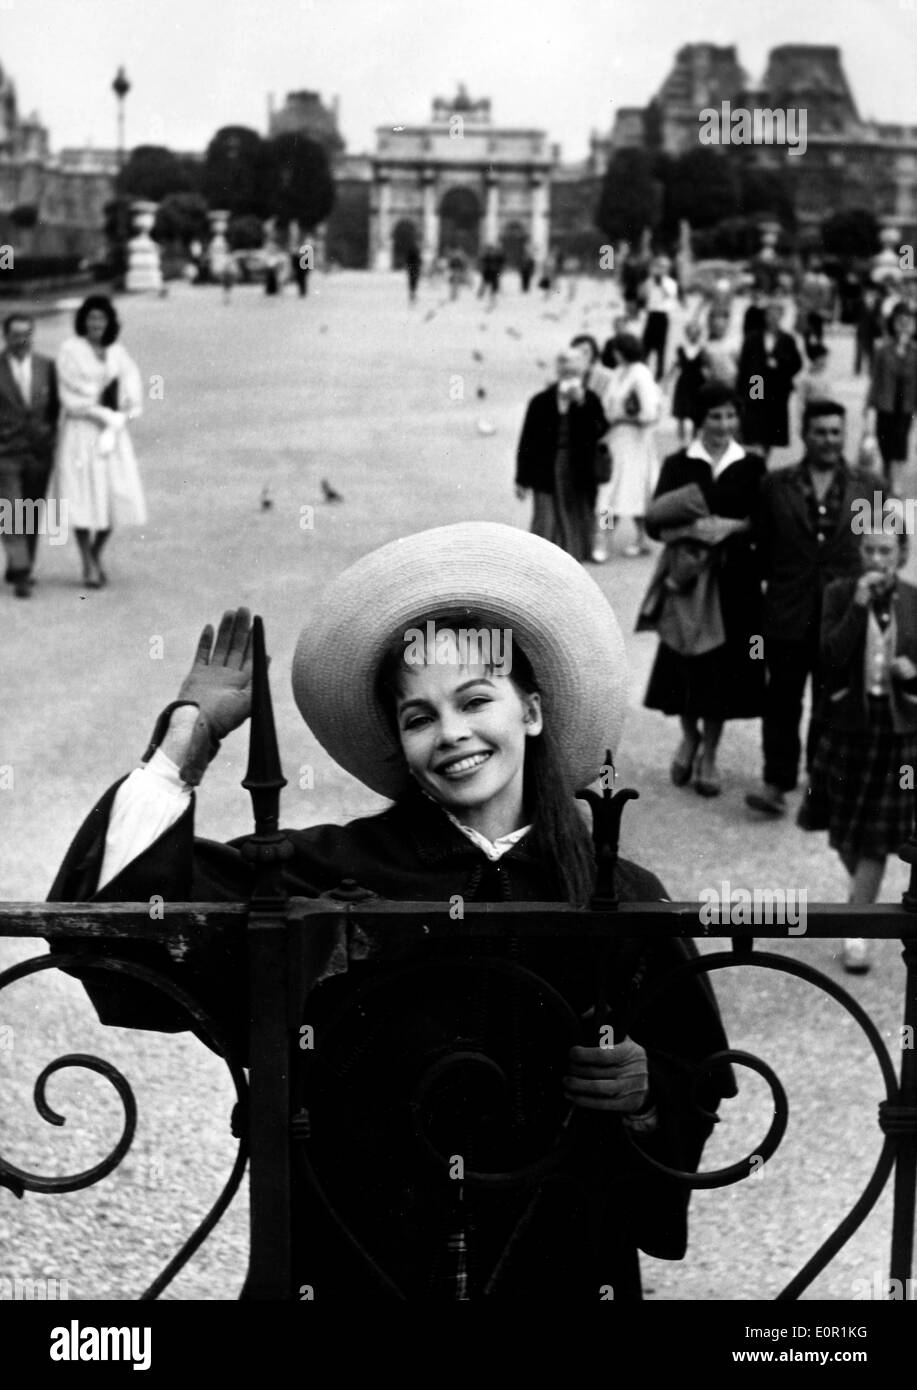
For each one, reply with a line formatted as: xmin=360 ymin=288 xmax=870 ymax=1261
xmin=54 ymin=295 xmax=145 ymax=588
xmin=595 ymin=333 xmax=660 ymax=558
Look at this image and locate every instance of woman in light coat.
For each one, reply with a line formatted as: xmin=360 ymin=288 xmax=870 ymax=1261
xmin=54 ymin=294 xmax=145 ymax=588
xmin=596 ymin=334 xmax=660 ymax=558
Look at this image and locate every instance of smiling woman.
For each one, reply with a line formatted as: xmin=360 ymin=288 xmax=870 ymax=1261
xmin=49 ymin=520 xmax=737 ymax=1300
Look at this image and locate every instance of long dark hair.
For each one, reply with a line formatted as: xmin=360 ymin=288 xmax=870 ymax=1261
xmin=376 ymin=615 xmax=597 ymax=906
xmin=74 ymin=294 xmax=120 ymax=345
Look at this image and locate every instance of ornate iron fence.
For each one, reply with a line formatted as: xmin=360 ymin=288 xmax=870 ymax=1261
xmin=1 ymin=618 xmax=915 ymax=1300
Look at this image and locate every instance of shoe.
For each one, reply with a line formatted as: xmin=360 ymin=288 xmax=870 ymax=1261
xmin=694 ymin=774 xmax=721 ymax=797
xmin=13 ymin=579 xmax=31 ymax=598
xmin=841 ymin=939 xmax=871 ymax=974
xmin=671 ymin=737 xmax=702 ymax=787
xmin=745 ymin=784 xmax=786 ymax=817
xmin=591 ymin=545 xmax=609 ymax=564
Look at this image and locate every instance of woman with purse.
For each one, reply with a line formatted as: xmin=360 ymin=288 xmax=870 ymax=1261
xmin=54 ymin=294 xmax=146 ymax=588
xmin=642 ymin=384 xmax=766 ymax=797
xmin=598 ymin=334 xmax=660 ymax=557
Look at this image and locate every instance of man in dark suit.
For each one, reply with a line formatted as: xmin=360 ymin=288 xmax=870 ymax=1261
xmin=746 ymin=401 xmax=876 ymax=816
xmin=737 ymin=299 xmax=803 ymax=461
xmin=0 ymin=312 xmax=59 ymax=598
xmin=515 ymin=348 xmax=608 ymax=563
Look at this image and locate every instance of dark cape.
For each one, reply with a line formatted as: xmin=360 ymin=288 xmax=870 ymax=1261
xmin=48 ymin=777 xmax=736 ymax=1301
xmin=644 ymin=448 xmax=766 ymax=720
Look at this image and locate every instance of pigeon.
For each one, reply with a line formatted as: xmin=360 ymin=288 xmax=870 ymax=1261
xmin=260 ymin=485 xmax=273 ymax=511
xmin=319 ymin=324 xmax=329 ymax=334
xmin=476 ymin=386 xmax=487 ymax=399
xmin=423 ymin=309 xmax=437 ymax=322
xmin=506 ymin=327 xmax=522 ymax=340
xmin=321 ymin=478 xmax=344 ymax=503
xmin=476 ymin=419 xmax=496 ymax=436
xmin=536 ymin=359 xmax=548 ymax=369
xmin=471 ymin=349 xmax=484 ymax=363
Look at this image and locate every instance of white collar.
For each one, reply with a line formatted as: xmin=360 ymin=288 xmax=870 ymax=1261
xmin=686 ymin=435 xmax=747 ymax=479
xmin=443 ymin=811 xmax=532 ymax=861
xmin=420 ymin=789 xmax=531 ymax=861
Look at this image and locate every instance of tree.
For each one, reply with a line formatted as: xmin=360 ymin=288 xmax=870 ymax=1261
xmin=735 ymin=163 xmax=796 ymax=227
xmin=595 ymin=149 xmax=661 ymax=245
xmin=154 ymin=193 xmax=210 ymax=248
xmin=266 ymin=132 xmax=335 ymax=231
xmin=820 ymin=208 xmax=879 ymax=260
xmin=661 ymin=148 xmax=740 ymax=238
xmin=117 ymin=145 xmax=195 ymax=202
xmin=227 ymin=214 xmax=265 ymax=251
xmin=203 ymin=126 xmax=269 ymax=217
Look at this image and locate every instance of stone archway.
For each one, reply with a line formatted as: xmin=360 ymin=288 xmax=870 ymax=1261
xmin=439 ymin=186 xmax=482 ymax=260
xmin=392 ymin=218 xmax=420 ymax=269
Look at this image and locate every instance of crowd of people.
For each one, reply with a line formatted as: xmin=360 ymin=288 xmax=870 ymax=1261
xmin=514 ymin=257 xmax=917 ymax=975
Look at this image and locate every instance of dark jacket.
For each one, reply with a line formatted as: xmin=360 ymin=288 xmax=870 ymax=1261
xmin=0 ymin=350 xmax=59 ymax=469
xmin=866 ymin=341 xmax=917 ymax=416
xmin=820 ymin=577 xmax=917 ymax=733
xmin=757 ymin=461 xmax=876 ymax=644
xmin=48 ymin=776 xmax=735 ymax=1295
xmin=737 ymin=329 xmax=803 ymax=447
xmin=515 ymin=385 xmax=607 ymax=494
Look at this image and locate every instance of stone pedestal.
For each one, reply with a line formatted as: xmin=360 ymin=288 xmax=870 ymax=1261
xmin=206 ymin=210 xmax=231 ymax=280
xmin=873 ymin=222 xmax=903 ymax=283
xmin=125 ymin=201 xmax=163 ymax=293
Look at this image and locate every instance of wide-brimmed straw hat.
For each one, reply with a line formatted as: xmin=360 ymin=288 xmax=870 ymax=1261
xmin=291 ymin=522 xmax=628 ymax=800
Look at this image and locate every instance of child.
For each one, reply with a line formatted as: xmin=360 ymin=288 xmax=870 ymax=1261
xmin=798 ymin=503 xmax=917 ymax=973
xmin=50 ymin=522 xmax=735 ymax=1300
xmin=670 ymin=320 xmax=706 ymax=443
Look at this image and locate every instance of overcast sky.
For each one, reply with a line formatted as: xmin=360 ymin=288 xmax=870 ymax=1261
xmin=2 ymin=0 xmax=915 ymax=161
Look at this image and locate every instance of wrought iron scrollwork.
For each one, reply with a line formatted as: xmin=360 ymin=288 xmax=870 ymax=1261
xmin=621 ymin=948 xmax=902 ymax=1299
xmin=0 ymin=951 xmax=249 ymax=1300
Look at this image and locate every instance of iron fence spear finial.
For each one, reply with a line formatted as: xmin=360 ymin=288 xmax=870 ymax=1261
xmin=241 ymin=616 xmax=292 ymax=903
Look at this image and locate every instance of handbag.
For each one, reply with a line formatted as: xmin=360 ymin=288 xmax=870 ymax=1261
xmin=99 ymin=378 xmax=119 ymax=410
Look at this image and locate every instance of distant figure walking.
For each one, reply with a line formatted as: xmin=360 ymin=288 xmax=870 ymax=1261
xmin=53 ymin=295 xmax=145 ymax=589
xmin=598 ymin=334 xmax=660 ymax=557
xmin=737 ymin=299 xmax=803 ymax=462
xmin=0 ymin=312 xmax=59 ymax=598
xmin=292 ymin=241 xmax=312 ymax=297
xmin=405 ymin=243 xmax=422 ymax=303
xmin=519 ymin=252 xmax=536 ymax=293
xmin=515 ymin=348 xmax=608 ymax=564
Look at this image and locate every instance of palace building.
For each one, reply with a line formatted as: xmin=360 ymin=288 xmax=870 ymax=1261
xmin=0 ymin=61 xmax=115 ymax=264
xmin=589 ymin=43 xmax=917 ymax=242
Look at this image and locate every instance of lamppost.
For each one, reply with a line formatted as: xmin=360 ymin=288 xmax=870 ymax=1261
xmin=112 ymin=66 xmax=130 ymax=174
xmin=112 ymin=66 xmax=131 ymax=275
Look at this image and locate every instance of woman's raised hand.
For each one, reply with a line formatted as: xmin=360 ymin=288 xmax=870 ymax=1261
xmin=174 ymin=608 xmax=255 ymax=785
